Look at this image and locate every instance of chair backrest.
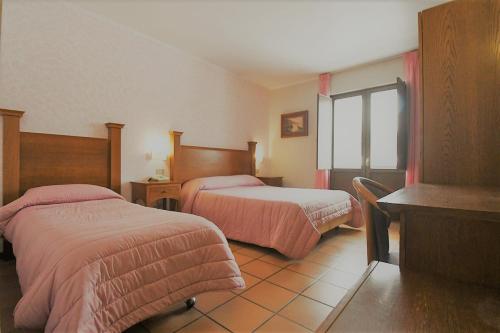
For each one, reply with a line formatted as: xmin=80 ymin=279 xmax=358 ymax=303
xmin=352 ymin=177 xmax=394 ymax=264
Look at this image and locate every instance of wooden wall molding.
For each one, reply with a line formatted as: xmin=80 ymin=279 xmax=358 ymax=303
xmin=169 ymin=131 xmax=183 ymax=182
xmin=106 ymin=123 xmax=125 ymax=193
xmin=248 ymin=141 xmax=257 ymax=176
xmin=169 ymin=130 xmax=256 ymax=184
xmin=1 ymin=109 xmax=24 ymax=204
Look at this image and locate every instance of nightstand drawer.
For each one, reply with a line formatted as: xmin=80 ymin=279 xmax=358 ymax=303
xmin=148 ymin=184 xmax=181 ymax=201
xmin=132 ymin=181 xmax=182 ymax=210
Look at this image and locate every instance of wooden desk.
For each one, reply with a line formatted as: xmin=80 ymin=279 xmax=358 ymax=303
xmin=378 ymin=184 xmax=500 ymax=288
xmin=319 ymin=262 xmax=500 ymax=332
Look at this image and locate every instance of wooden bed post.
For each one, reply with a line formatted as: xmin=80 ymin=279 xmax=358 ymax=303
xmin=1 ymin=109 xmax=25 ymax=204
xmin=169 ymin=131 xmax=183 ymax=182
xmin=248 ymin=141 xmax=257 ymax=176
xmin=106 ymin=123 xmax=125 ymax=194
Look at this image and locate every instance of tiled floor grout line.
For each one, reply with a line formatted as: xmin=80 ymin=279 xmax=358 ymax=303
xmin=272 ymin=313 xmax=318 ymax=332
xmin=192 ymin=261 xmax=290 ymax=328
xmin=203 ymin=315 xmax=234 ymax=333
xmin=298 ymin=292 xmax=339 ymax=309
xmin=233 ymin=241 xmax=367 ymax=275
xmin=249 ymin=293 xmax=314 ymax=333
xmin=225 ymin=229 xmax=380 ymax=330
xmin=172 ymin=314 xmax=234 ymax=333
xmin=207 ymin=260 xmax=310 ymax=332
xmin=233 ymin=247 xmax=264 ymax=266
xmin=228 ymin=235 xmax=371 ymax=331
xmin=239 ymin=276 xmax=314 ymax=332
xmin=250 ymin=313 xmax=279 ymax=333
xmin=236 ymin=258 xmax=342 ymax=331
xmin=238 ymin=256 xmax=357 ymax=295
xmin=196 ymin=291 xmax=238 ymax=316
xmin=203 ymin=278 xmax=272 ymax=333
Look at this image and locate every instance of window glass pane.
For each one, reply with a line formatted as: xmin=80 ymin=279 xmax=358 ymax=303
xmin=317 ymin=95 xmax=333 ymax=169
xmin=334 ymin=96 xmax=362 ymax=168
xmin=370 ymin=89 xmax=398 ymax=169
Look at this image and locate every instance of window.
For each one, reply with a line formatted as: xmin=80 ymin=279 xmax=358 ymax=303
xmin=370 ymin=89 xmax=399 ymax=169
xmin=317 ymin=95 xmax=333 ymax=169
xmin=316 ymin=78 xmax=407 ymax=173
xmin=333 ymin=96 xmax=362 ymax=168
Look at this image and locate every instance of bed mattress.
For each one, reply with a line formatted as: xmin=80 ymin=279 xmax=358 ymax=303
xmin=181 ymin=175 xmax=362 ymax=259
xmin=0 ymin=184 xmax=243 ymax=333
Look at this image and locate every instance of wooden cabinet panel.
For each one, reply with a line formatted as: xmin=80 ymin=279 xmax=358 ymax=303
xmin=378 ymin=184 xmax=500 ymax=289
xmin=404 ymin=211 xmax=500 ymax=288
xmin=420 ymin=0 xmax=500 ymax=186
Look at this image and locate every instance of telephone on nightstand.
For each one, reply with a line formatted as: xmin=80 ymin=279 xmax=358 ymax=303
xmin=148 ymin=175 xmax=169 ymax=182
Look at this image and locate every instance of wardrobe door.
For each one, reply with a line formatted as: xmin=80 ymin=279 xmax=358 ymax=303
xmin=420 ymin=0 xmax=500 ymax=186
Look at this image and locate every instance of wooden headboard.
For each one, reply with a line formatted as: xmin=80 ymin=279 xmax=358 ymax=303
xmin=1 ymin=109 xmax=125 ymax=204
xmin=169 ymin=131 xmax=257 ymax=184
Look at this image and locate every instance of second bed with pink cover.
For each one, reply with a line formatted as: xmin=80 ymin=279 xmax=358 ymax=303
xmin=0 ymin=184 xmax=244 ymax=333
xmin=181 ymin=175 xmax=363 ymax=259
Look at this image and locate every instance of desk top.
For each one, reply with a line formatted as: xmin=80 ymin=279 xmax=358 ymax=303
xmin=320 ymin=262 xmax=500 ymax=332
xmin=377 ymin=183 xmax=500 ymax=219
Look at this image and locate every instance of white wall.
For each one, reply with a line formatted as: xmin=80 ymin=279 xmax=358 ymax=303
xmin=268 ymin=80 xmax=319 ymax=188
xmin=331 ymin=56 xmax=404 ymax=94
xmin=268 ymin=56 xmax=404 ymax=188
xmin=0 ymin=0 xmax=270 ymax=202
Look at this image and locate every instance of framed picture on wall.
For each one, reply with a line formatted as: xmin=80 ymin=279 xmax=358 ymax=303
xmin=281 ymin=110 xmax=308 ymax=138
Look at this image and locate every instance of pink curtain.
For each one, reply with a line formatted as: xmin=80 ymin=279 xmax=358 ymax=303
xmin=314 ymin=170 xmax=330 ymax=189
xmin=318 ymin=73 xmax=330 ymax=96
xmin=315 ymin=73 xmax=331 ymax=189
xmin=404 ymin=51 xmax=421 ymax=185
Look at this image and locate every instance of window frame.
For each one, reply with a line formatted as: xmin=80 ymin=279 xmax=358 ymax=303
xmin=330 ymin=81 xmax=405 ymax=173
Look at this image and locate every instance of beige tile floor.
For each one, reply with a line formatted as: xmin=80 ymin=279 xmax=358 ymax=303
xmin=0 ymin=224 xmax=400 ymax=333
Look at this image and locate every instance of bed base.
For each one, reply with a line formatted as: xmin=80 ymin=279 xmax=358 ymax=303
xmin=317 ymin=212 xmax=354 ymax=235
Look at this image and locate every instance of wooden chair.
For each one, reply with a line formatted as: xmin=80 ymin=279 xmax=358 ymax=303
xmin=352 ymin=177 xmax=395 ymax=264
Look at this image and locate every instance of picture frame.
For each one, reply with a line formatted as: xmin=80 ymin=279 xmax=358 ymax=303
xmin=281 ymin=110 xmax=308 ymax=138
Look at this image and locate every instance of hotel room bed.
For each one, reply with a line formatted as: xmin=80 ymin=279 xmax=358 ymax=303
xmin=0 ymin=112 xmax=243 ymax=333
xmin=181 ymin=175 xmax=363 ymax=259
xmin=0 ymin=184 xmax=243 ymax=333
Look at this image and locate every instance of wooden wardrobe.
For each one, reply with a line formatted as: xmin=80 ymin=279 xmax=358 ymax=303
xmin=419 ymin=0 xmax=500 ymax=186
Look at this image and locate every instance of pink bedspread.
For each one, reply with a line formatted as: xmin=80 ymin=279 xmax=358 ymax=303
xmin=0 ymin=185 xmax=243 ymax=333
xmin=181 ymin=176 xmax=363 ymax=259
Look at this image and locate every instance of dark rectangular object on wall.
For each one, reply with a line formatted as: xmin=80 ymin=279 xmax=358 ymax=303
xmin=419 ymin=0 xmax=500 ymax=186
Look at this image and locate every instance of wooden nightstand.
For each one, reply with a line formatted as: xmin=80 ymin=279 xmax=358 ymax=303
xmin=131 ymin=181 xmax=181 ymax=211
xmin=257 ymin=176 xmax=283 ymax=187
